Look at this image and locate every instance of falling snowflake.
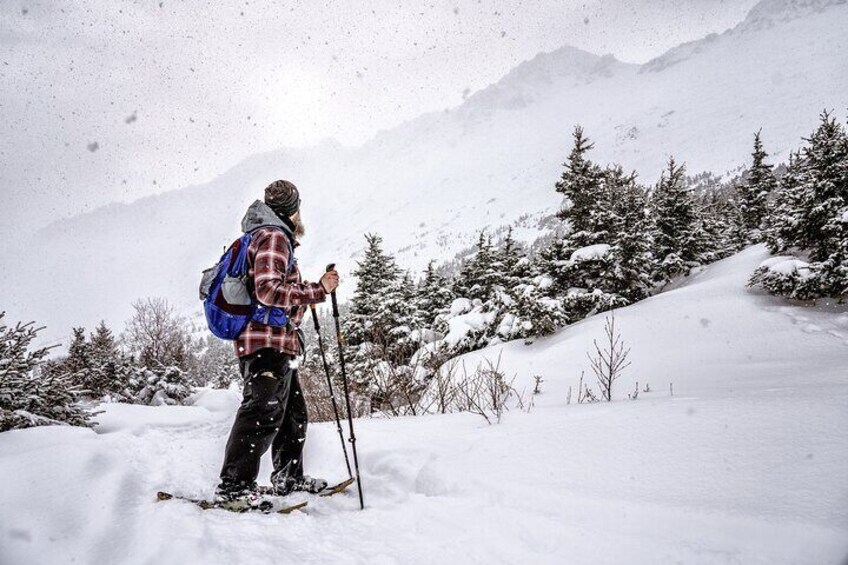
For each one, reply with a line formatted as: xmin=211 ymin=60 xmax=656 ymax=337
xmin=87 ymin=141 xmax=99 ymax=152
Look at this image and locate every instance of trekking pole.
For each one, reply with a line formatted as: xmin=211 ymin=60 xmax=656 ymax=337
xmin=309 ymin=303 xmax=352 ymax=478
xmin=326 ymin=263 xmax=365 ymax=510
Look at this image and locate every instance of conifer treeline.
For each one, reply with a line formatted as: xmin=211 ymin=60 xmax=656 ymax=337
xmin=342 ymin=114 xmax=847 ymax=410
xmin=1 ymin=298 xmax=243 ymax=430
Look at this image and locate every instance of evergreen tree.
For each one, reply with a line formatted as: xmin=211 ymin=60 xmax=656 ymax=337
xmin=347 ymin=233 xmax=402 ymax=347
xmin=416 ymin=261 xmax=454 ymax=328
xmin=1 ymin=312 xmax=91 ymax=431
xmin=555 ymin=126 xmax=605 ymax=244
xmin=764 ymin=150 xmax=806 ymax=252
xmin=346 ymin=233 xmax=424 ymax=402
xmin=755 ymin=112 xmax=848 ymax=299
xmin=603 ymin=166 xmax=657 ymax=302
xmin=87 ymin=321 xmax=131 ymax=399
xmin=383 ymin=270 xmax=427 ymax=357
xmin=58 ymin=321 xmax=135 ymax=401
xmin=89 ymin=320 xmax=118 ymax=368
xmin=540 ymin=130 xmax=658 ymax=328
xmin=510 ymin=270 xmax=568 ymax=340
xmin=793 ymin=112 xmax=848 ymax=262
xmin=650 ymin=157 xmax=702 ymax=279
xmin=132 ymin=364 xmax=192 ymax=406
xmin=498 ymin=228 xmax=527 ymax=288
xmin=65 ymin=327 xmax=93 ymax=377
xmin=698 ymin=186 xmax=745 ymax=263
xmin=738 ymin=130 xmax=777 ymax=241
xmin=543 ymin=128 xmax=608 ymax=295
xmin=452 ymin=232 xmax=500 ymax=302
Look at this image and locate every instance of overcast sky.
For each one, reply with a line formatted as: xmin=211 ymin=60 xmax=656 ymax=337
xmin=0 ymin=0 xmax=758 ymax=236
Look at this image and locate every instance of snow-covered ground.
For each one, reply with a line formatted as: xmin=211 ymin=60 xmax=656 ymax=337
xmin=2 ymin=246 xmax=847 ymax=565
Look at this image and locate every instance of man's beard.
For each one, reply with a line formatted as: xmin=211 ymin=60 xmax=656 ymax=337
xmin=291 ymin=215 xmax=306 ymax=239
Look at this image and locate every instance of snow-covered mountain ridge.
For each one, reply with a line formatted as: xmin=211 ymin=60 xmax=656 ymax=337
xmin=2 ymin=0 xmax=847 ymax=341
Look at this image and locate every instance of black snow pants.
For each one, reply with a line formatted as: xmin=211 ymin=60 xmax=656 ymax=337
xmin=219 ymin=348 xmax=308 ymax=485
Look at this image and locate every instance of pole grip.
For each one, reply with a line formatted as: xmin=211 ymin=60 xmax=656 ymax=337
xmin=326 ymin=263 xmax=341 ymax=317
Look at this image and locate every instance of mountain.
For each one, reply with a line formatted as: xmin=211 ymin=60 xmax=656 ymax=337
xmin=2 ymin=0 xmax=847 ymax=342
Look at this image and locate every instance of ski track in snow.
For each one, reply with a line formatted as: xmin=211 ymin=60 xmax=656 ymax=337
xmin=2 ymin=247 xmax=848 ymax=565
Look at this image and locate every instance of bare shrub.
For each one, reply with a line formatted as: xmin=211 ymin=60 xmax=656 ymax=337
xmin=420 ymin=357 xmax=460 ymax=415
xmin=628 ymin=381 xmax=639 ymax=400
xmin=532 ymin=375 xmax=543 ymax=395
xmin=448 ymin=354 xmax=519 ymax=424
xmin=577 ymin=371 xmax=599 ymax=404
xmin=586 ymin=313 xmax=631 ymax=402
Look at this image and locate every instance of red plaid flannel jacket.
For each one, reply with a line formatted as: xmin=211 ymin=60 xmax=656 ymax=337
xmin=234 ymin=227 xmax=326 ymax=357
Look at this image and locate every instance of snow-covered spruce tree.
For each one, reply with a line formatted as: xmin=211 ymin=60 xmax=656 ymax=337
xmin=87 ymin=320 xmax=141 ymax=401
xmin=697 ymin=180 xmax=747 ymax=263
xmin=754 ymin=112 xmax=848 ymax=299
xmin=650 ymin=157 xmax=704 ymax=280
xmin=416 ymin=260 xmax=454 ymax=329
xmin=489 ymin=229 xmax=536 ymax=341
xmin=555 ymin=125 xmax=606 ymax=245
xmin=602 ymin=165 xmax=657 ymax=302
xmin=0 ymin=312 xmax=91 ymax=431
xmin=501 ymin=230 xmax=568 ymax=341
xmin=132 ymin=363 xmax=192 ymax=406
xmin=542 ymin=131 xmax=656 ymax=323
xmin=786 ymin=113 xmax=847 ymax=261
xmin=346 ymin=233 xmax=401 ymax=348
xmin=542 ymin=129 xmax=622 ymax=320
xmin=346 ymin=233 xmax=428 ymax=410
xmin=441 ymin=231 xmax=522 ymax=351
xmin=56 ymin=326 xmax=103 ymax=400
xmin=60 ymin=321 xmax=137 ymax=401
xmin=452 ymin=231 xmax=501 ymax=303
xmin=437 ymin=227 xmax=567 ymax=349
xmin=738 ymin=130 xmax=778 ymax=242
xmin=66 ymin=327 xmax=93 ymax=377
xmin=763 ymin=150 xmax=807 ymax=253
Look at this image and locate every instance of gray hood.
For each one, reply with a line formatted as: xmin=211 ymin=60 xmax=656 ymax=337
xmin=241 ymin=200 xmax=293 ymax=235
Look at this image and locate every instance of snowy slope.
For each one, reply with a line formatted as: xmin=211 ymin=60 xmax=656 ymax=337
xmin=3 ymin=0 xmax=848 ymax=342
xmin=1 ymin=247 xmax=846 ymax=565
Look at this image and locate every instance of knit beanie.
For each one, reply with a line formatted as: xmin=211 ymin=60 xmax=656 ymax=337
xmin=264 ymin=179 xmax=301 ymax=218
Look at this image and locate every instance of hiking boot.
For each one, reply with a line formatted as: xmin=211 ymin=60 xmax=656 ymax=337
xmin=214 ymin=480 xmax=258 ymax=501
xmin=293 ymin=476 xmax=328 ymax=494
xmin=270 ymin=475 xmax=327 ymax=496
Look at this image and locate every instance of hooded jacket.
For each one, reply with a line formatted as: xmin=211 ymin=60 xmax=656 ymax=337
xmin=233 ymin=200 xmax=326 ymax=357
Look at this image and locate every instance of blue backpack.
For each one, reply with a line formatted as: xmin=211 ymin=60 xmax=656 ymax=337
xmin=199 ymin=228 xmax=295 ymax=340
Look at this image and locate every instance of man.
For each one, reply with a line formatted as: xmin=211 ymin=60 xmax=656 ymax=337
xmin=216 ymin=179 xmax=340 ymax=500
